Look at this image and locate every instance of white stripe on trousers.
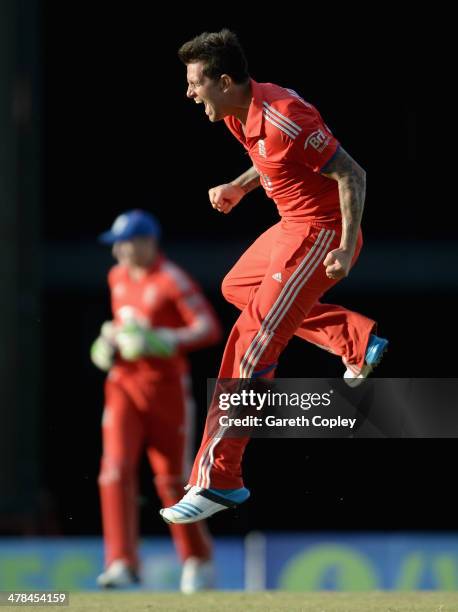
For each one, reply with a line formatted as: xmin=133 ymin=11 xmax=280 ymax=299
xmin=239 ymin=228 xmax=326 ymax=378
xmin=242 ymin=233 xmax=335 ymax=378
xmin=197 ymin=433 xmax=224 ymax=489
xmin=197 ymin=228 xmax=335 ymax=487
xmin=240 ymin=229 xmax=334 ymax=378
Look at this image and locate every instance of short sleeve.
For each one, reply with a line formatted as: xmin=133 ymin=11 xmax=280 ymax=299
xmin=161 ymin=261 xmax=222 ymax=350
xmin=285 ymin=98 xmax=340 ymax=172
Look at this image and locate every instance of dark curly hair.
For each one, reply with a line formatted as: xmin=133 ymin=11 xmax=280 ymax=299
xmin=178 ymin=29 xmax=249 ymax=84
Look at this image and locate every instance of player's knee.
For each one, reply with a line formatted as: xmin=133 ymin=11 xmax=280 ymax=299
xmin=98 ymin=457 xmax=135 ymax=486
xmin=221 ymin=273 xmax=236 ymax=304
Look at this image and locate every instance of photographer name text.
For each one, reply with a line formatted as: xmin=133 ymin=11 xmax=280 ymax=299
xmin=218 ymin=415 xmax=356 ymax=429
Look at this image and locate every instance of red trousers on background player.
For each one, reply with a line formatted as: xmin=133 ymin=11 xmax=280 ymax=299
xmin=189 ymin=221 xmax=375 ymax=489
xmin=99 ymin=370 xmax=212 ymax=569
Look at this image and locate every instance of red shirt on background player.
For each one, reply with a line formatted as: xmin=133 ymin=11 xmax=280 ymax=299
xmin=90 ymin=209 xmax=221 ymax=591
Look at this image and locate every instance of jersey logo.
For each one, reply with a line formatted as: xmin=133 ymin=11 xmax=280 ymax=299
xmin=272 ymin=272 xmax=282 ymax=283
xmin=304 ymin=129 xmax=331 ymax=153
xmin=258 ymin=139 xmax=267 ymax=158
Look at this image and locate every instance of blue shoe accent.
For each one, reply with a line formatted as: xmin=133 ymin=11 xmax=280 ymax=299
xmin=365 ymin=334 xmax=389 ymax=366
xmin=177 ymin=502 xmax=203 ymax=516
xmin=170 ymin=505 xmax=195 ymax=518
xmin=207 ymin=487 xmax=251 ymax=505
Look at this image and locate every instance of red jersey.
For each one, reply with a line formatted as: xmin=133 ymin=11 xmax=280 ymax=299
xmin=224 ymin=79 xmax=341 ymax=225
xmin=108 ymin=254 xmax=221 ymax=380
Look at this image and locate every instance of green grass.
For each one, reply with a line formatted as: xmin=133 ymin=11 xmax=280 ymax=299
xmin=5 ymin=592 xmax=457 ymax=612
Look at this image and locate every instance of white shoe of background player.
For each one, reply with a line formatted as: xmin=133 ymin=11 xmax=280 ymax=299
xmin=180 ymin=557 xmax=215 ymax=593
xmin=96 ymin=559 xmax=140 ymax=588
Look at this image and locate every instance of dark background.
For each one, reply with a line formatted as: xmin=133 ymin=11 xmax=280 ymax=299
xmin=2 ymin=4 xmax=456 ymax=540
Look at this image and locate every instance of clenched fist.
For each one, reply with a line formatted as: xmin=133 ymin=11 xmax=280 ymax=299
xmin=323 ymin=248 xmax=353 ymax=280
xmin=208 ymin=183 xmax=245 ymax=214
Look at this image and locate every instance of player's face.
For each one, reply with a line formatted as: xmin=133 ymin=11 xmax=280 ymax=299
xmin=112 ymin=237 xmax=157 ymax=268
xmin=186 ymin=62 xmax=226 ymax=122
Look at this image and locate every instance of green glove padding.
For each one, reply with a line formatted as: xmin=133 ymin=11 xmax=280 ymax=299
xmin=116 ymin=323 xmax=176 ymax=360
xmin=90 ymin=336 xmax=115 ymax=371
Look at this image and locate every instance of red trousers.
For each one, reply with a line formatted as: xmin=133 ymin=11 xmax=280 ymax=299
xmin=189 ymin=221 xmax=375 ymax=489
xmin=98 ymin=370 xmax=212 ymax=569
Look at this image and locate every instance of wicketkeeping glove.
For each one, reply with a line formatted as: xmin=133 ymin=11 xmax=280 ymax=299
xmin=116 ymin=323 xmax=177 ymax=361
xmin=90 ymin=321 xmax=118 ymax=372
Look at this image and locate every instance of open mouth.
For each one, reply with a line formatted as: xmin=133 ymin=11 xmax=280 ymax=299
xmin=195 ymin=99 xmax=211 ymax=116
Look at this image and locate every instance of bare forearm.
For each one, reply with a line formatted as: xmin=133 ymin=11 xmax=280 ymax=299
xmin=321 ymin=147 xmax=366 ymax=255
xmin=337 ymin=168 xmax=366 ymax=253
xmin=230 ymin=165 xmax=261 ymax=194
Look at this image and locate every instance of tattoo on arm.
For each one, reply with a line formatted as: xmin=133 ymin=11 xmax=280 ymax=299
xmin=321 ymin=147 xmax=366 ymax=254
xmin=231 ymin=165 xmax=261 ymax=194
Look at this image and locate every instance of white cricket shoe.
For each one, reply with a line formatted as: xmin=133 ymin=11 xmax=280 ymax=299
xmin=180 ymin=557 xmax=215 ymax=593
xmin=160 ymin=485 xmax=250 ymax=524
xmin=96 ymin=559 xmax=139 ymax=588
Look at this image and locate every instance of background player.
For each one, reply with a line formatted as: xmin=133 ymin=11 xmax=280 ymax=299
xmin=160 ymin=29 xmax=388 ymax=524
xmin=90 ymin=209 xmax=222 ymax=591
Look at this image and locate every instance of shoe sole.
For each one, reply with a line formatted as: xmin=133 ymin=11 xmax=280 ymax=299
xmin=160 ymin=506 xmax=229 ymax=525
